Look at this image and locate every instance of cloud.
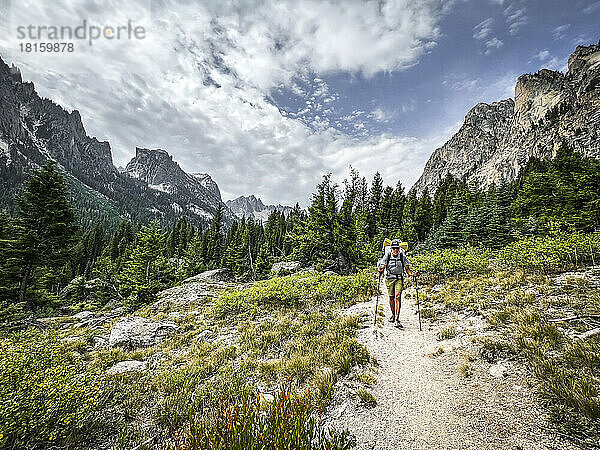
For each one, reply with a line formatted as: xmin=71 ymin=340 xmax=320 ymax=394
xmin=503 ymin=3 xmax=528 ymax=35
xmin=484 ymin=37 xmax=503 ymax=54
xmin=472 ymin=17 xmax=502 ymax=55
xmin=370 ymin=108 xmax=393 ymax=123
xmin=552 ymin=24 xmax=570 ymax=40
xmin=473 ymin=18 xmax=494 ymax=41
xmin=583 ymin=1 xmax=600 ymax=14
xmin=0 ymin=0 xmax=449 ymax=206
xmin=534 ymin=50 xmax=550 ymax=61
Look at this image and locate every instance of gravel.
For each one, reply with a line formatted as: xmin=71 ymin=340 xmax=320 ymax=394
xmin=325 ymin=281 xmax=582 ymax=450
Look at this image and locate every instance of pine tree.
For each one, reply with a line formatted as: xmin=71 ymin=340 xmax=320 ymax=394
xmin=255 ymin=241 xmax=272 ymax=279
xmin=414 ymin=189 xmax=433 ymax=243
xmin=0 ymin=211 xmax=20 ymax=301
xmin=367 ymin=172 xmax=383 ymax=239
xmin=119 ymin=221 xmax=174 ymax=307
xmin=15 ymin=163 xmax=77 ymax=311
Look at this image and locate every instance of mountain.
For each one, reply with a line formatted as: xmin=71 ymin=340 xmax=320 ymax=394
xmin=412 ymin=42 xmax=600 ymax=195
xmin=0 ymin=56 xmax=230 ymax=228
xmin=225 ymin=195 xmax=293 ymax=222
xmin=124 ymin=147 xmax=235 ymax=223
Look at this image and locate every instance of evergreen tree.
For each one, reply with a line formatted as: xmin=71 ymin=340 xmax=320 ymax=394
xmin=414 ymin=188 xmax=433 ymax=242
xmin=119 ymin=221 xmax=175 ymax=307
xmin=367 ymin=172 xmax=383 ymax=239
xmin=15 ymin=163 xmax=77 ymax=311
xmin=0 ymin=211 xmax=20 ymax=301
xmin=431 ymin=195 xmax=468 ymax=248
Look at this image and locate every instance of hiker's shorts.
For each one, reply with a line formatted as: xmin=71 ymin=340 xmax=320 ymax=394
xmin=385 ymin=277 xmax=403 ymax=298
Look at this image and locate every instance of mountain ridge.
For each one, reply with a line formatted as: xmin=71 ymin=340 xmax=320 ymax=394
xmin=0 ymin=55 xmax=232 ymax=227
xmin=412 ymin=41 xmax=600 ymax=195
xmin=225 ymin=195 xmax=293 ymax=222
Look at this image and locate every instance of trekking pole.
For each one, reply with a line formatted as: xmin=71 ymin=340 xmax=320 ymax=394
xmin=374 ymin=271 xmax=382 ymax=326
xmin=414 ymin=274 xmax=422 ymax=331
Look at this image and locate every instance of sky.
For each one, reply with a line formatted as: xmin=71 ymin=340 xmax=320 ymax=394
xmin=0 ymin=0 xmax=598 ymax=206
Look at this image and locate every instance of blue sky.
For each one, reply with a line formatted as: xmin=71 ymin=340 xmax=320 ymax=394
xmin=0 ymin=0 xmax=598 ymax=206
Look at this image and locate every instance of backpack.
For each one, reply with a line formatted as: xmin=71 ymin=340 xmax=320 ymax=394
xmin=383 ymin=249 xmax=406 ymax=279
xmin=377 ymin=238 xmax=408 ymax=279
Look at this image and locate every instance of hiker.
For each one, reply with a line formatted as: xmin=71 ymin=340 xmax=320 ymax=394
xmin=378 ymin=239 xmax=416 ymax=328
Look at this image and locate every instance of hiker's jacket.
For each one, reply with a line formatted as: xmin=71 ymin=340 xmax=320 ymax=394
xmin=383 ymin=250 xmax=410 ymax=280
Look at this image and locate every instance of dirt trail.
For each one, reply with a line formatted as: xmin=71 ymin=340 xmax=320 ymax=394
xmin=326 ymin=279 xmax=580 ymax=450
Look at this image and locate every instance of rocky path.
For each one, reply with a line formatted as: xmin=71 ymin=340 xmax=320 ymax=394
xmin=326 ymin=280 xmax=580 ymax=450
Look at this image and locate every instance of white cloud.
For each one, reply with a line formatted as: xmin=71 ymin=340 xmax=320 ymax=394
xmin=370 ymin=108 xmax=392 ymax=122
xmin=535 ymin=50 xmax=550 ymax=61
xmin=503 ymin=3 xmax=528 ymax=35
xmin=552 ymin=24 xmax=570 ymax=40
xmin=0 ymin=0 xmax=449 ymax=206
xmin=484 ymin=37 xmax=504 ymax=54
xmin=473 ymin=18 xmax=494 ymax=41
xmin=583 ymin=1 xmax=600 ymax=14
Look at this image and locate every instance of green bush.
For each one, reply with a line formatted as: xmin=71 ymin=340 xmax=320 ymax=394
xmin=499 ymin=230 xmax=600 ymax=273
xmin=212 ymin=270 xmax=376 ymax=319
xmin=410 ymin=245 xmax=491 ymax=277
xmin=0 ymin=329 xmax=116 ymax=448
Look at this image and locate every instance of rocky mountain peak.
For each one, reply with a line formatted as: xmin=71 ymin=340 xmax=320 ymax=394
xmin=0 ymin=55 xmax=232 ymax=227
xmin=412 ymin=42 xmax=600 ymax=196
xmin=125 ymin=147 xmax=180 ymax=185
xmin=225 ymin=195 xmax=291 ymax=222
xmin=514 ymin=69 xmax=565 ymax=130
xmin=191 ymin=172 xmax=222 ymax=200
xmin=124 ymin=147 xmax=234 ymax=223
xmin=567 ymin=41 xmax=600 ymax=77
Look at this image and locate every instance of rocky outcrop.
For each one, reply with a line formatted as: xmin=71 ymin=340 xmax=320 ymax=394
xmin=412 ymin=42 xmax=600 ymax=195
xmin=125 ymin=147 xmax=235 ymax=224
xmin=271 ymin=261 xmax=301 ymax=274
xmin=106 ymin=360 xmax=147 ymax=374
xmin=182 ymin=268 xmax=235 ymax=283
xmin=226 ymin=195 xmax=293 ymax=222
xmin=109 ymin=316 xmax=179 ymax=348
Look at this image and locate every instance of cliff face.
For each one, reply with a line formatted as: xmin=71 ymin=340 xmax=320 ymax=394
xmin=124 ymin=148 xmax=235 ymax=223
xmin=225 ymin=195 xmax=292 ymax=222
xmin=412 ymin=42 xmax=600 ymax=195
xmin=0 ymin=56 xmax=232 ymax=226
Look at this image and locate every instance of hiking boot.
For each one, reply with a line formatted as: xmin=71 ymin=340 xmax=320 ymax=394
xmin=395 ymin=321 xmax=404 ymax=329
xmin=389 ymin=315 xmax=396 ymax=322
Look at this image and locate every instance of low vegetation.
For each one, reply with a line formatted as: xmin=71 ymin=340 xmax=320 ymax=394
xmin=0 ymin=270 xmax=376 ymax=449
xmin=412 ymin=239 xmax=600 ymax=442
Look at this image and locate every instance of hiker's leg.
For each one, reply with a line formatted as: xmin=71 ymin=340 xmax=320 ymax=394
xmin=385 ymin=278 xmax=395 ymax=318
xmin=395 ymin=280 xmax=404 ymax=317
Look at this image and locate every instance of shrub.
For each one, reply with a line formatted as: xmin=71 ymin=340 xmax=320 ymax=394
xmin=411 ymin=245 xmax=491 ymax=278
xmin=357 ymin=388 xmax=377 ymax=405
xmin=0 ymin=329 xmax=117 ymax=448
xmin=168 ymin=388 xmax=356 ymax=450
xmin=499 ymin=230 xmax=600 ymax=273
xmin=212 ymin=270 xmax=376 ymax=319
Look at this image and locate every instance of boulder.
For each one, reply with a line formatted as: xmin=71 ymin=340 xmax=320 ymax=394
xmin=489 ymin=363 xmax=507 ymax=378
xmin=107 ymin=360 xmax=147 ymax=374
xmin=271 ymin=261 xmax=301 ymax=274
xmin=182 ymin=268 xmax=234 ymax=283
xmin=73 ymin=311 xmax=95 ymax=321
xmin=327 ymin=253 xmax=353 ymax=274
xmin=109 ymin=316 xmax=179 ymax=348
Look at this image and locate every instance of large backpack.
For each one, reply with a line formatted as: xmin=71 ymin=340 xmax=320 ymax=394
xmin=377 ymin=238 xmax=408 ymax=279
xmin=383 ymin=249 xmax=406 ymax=279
